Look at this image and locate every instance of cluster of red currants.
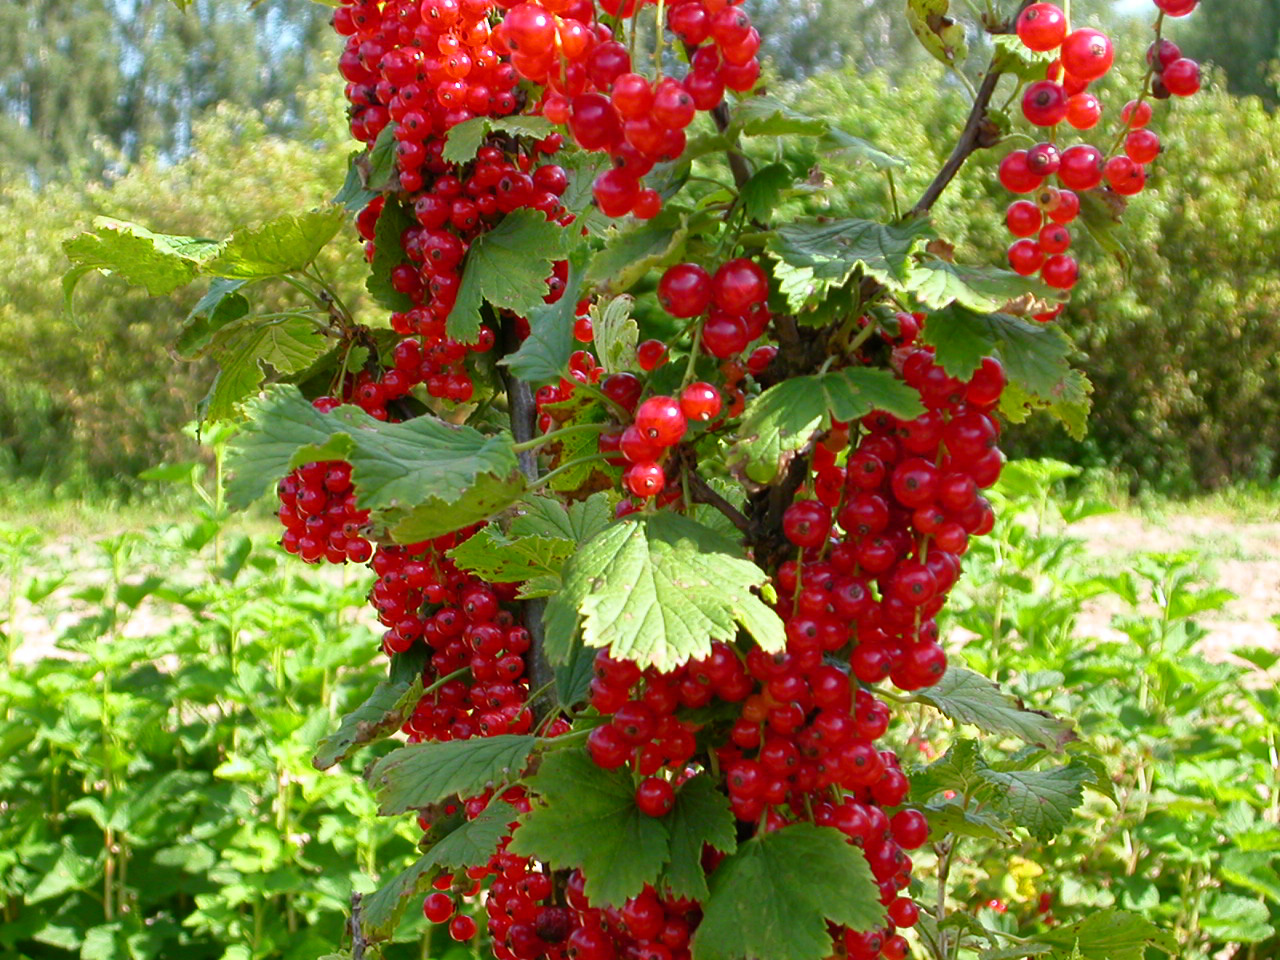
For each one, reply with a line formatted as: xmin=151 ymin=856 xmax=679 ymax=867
xmin=999 ymin=0 xmax=1201 ymax=296
xmin=488 ymin=0 xmax=761 ymax=219
xmin=277 ymin=459 xmax=374 ymax=564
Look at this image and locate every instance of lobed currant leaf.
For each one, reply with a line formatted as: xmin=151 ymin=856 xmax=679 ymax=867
xmin=362 ymin=123 xmax=400 ymax=194
xmin=358 ymin=802 xmax=518 ymax=944
xmin=366 ymin=197 xmax=417 ymax=312
xmin=922 ymin=801 xmax=1015 ymax=843
xmin=509 ymin=749 xmax=669 ymax=908
xmin=1028 ymin=908 xmax=1178 ymax=959
xmin=739 ymin=162 xmax=794 ymax=223
xmin=584 ymin=209 xmax=688 ymax=295
xmin=63 ymin=217 xmax=219 ymax=301
xmin=447 ymin=208 xmax=571 ymax=344
xmin=591 ymin=295 xmax=638 ymax=374
xmin=906 ymin=258 xmax=1057 ymax=316
xmin=731 ymin=367 xmax=925 ymax=483
xmin=501 ymin=247 xmax=588 ymax=385
xmin=367 ymin=736 xmax=538 ymax=815
xmin=692 ymin=823 xmax=885 ymax=960
xmin=442 ymin=115 xmax=556 ymax=165
xmin=915 ymin=666 xmax=1077 ymax=750
xmin=176 ymin=278 xmax=251 ymax=358
xmin=542 ymin=512 xmax=785 ymax=672
xmin=660 ymin=774 xmax=738 ymax=902
xmin=446 ymin=526 xmax=577 ymax=590
xmin=202 ymin=316 xmax=330 ymax=422
xmin=313 ymin=670 xmax=426 ymax=771
xmin=203 ymin=206 xmax=347 ymax=280
xmin=767 ymin=217 xmax=932 ymax=313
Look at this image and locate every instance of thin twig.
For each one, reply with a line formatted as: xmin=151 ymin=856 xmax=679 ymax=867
xmin=710 ymin=103 xmax=753 ymax=191
xmin=686 ymin=469 xmax=751 ymax=534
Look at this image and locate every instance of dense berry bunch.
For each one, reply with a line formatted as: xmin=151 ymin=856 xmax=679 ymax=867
xmin=277 ymin=459 xmax=373 ymax=564
xmin=1000 ymin=0 xmax=1201 ymax=297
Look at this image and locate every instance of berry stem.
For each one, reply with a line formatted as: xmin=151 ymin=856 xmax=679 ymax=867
xmin=1103 ymin=12 xmax=1166 ymax=160
xmin=529 ymin=453 xmax=615 ymax=490
xmin=511 ymin=421 xmax=611 ymax=453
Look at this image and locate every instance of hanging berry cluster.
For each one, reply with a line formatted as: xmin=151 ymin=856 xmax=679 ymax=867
xmin=238 ymin=0 xmax=1207 ymax=957
xmin=999 ymin=0 xmax=1201 ymax=299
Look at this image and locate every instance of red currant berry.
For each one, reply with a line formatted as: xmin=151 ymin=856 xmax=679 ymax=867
xmin=657 ymin=262 xmax=713 ymax=318
xmin=1016 ymin=3 xmax=1067 ymax=52
xmin=680 ymin=382 xmax=723 ymax=421
xmin=1061 ymin=28 xmax=1114 ymax=81
xmin=635 ymin=777 xmax=676 ymax=816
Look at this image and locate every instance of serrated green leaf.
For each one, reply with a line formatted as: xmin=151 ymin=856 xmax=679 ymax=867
xmin=513 ymin=492 xmax=614 ymax=543
xmin=203 ymin=316 xmax=330 ymax=422
xmin=767 ymin=217 xmax=931 ymax=312
xmin=981 ymin=764 xmax=1091 ymax=841
xmin=907 ymin=259 xmax=1056 ymax=315
xmin=63 ymin=217 xmax=218 ymax=298
xmin=910 ymin=740 xmax=989 ymax=805
xmin=502 ymin=248 xmax=587 ymax=385
xmin=359 ymin=802 xmax=517 ymax=943
xmin=368 ymin=736 xmax=537 ymax=815
xmin=448 ymin=209 xmax=570 ymax=344
xmin=731 ymin=367 xmax=925 ymax=483
xmin=730 ymin=95 xmax=828 ymax=137
xmin=916 ymin=667 xmax=1077 ymax=750
xmin=1221 ymin=851 xmax=1280 ymax=904
xmin=906 ymin=0 xmax=967 ymax=67
xmin=692 ymin=824 xmax=884 ymax=960
xmin=509 ymin=749 xmax=669 ymax=907
xmin=366 ymin=198 xmax=416 ymax=312
xmin=447 ymin=526 xmax=576 ymax=585
xmin=364 ymin=123 xmax=400 ymax=193
xmin=1033 ymin=908 xmax=1178 ymax=959
xmin=740 ymin=163 xmax=793 ymax=222
xmin=585 ymin=210 xmax=688 ymax=295
xmin=661 ymin=774 xmax=737 ymax=901
xmin=978 ymin=945 xmax=1052 ymax=960
xmin=224 ymin=386 xmax=522 ymax=535
xmin=999 ymin=369 xmax=1093 ymax=440
xmin=1199 ymin=893 xmax=1274 ymax=943
xmin=542 ymin=512 xmax=784 ymax=672
xmin=334 ymin=149 xmax=379 ymax=212
xmin=592 ymin=295 xmax=638 ymax=374
xmin=313 ymin=672 xmax=425 ymax=770
xmin=203 ymin=207 xmax=346 ymax=279
xmin=443 ymin=115 xmax=556 ymax=165
xmin=539 ymin=390 xmax=616 ymax=495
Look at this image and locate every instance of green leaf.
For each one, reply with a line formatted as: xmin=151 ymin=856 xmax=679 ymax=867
xmin=366 ymin=198 xmax=417 ymax=312
xmin=1221 ymin=851 xmax=1280 ymax=904
xmin=368 ymin=735 xmax=538 ymax=815
xmin=538 ymin=390 xmax=616 ymax=495
xmin=999 ymin=369 xmax=1093 ymax=441
xmin=906 ymin=0 xmax=967 ymax=67
xmin=692 ymin=823 xmax=884 ymax=960
xmin=365 ymin=123 xmax=400 ymax=193
xmin=542 ymin=512 xmax=784 ymax=671
xmin=177 ymin=278 xmax=250 ymax=357
xmin=767 ymin=217 xmax=931 ymax=312
xmin=592 ymin=295 xmax=639 ymax=374
xmin=992 ymin=34 xmax=1060 ymax=82
xmin=817 ymin=127 xmax=907 ymax=170
xmin=447 ymin=525 xmax=576 ymax=587
xmin=909 ymin=740 xmax=990 ymax=806
xmin=740 ymin=163 xmax=794 ymax=222
xmin=202 ymin=316 xmax=331 ymax=422
xmin=448 ymin=209 xmax=571 ymax=344
xmin=501 ymin=247 xmax=587 ymax=385
xmin=63 ymin=217 xmax=218 ymax=298
xmin=512 ymin=492 xmax=613 ymax=543
xmin=358 ymin=802 xmax=516 ymax=943
xmin=915 ymin=667 xmax=1077 ymax=750
xmin=1032 ymin=908 xmax=1178 ymax=959
xmin=224 ymin=386 xmax=523 ymax=538
xmin=922 ymin=801 xmax=1014 ymax=842
xmin=980 ymin=764 xmax=1091 ymax=841
xmin=730 ymin=95 xmax=828 ymax=137
xmin=585 ymin=210 xmax=688 ymax=295
xmin=442 ymin=115 xmax=556 ymax=165
xmin=906 ymin=258 xmax=1057 ymax=315
xmin=313 ymin=672 xmax=426 ymax=770
xmin=731 ymin=367 xmax=925 ymax=483
xmin=203 ymin=206 xmax=347 ymax=279
xmin=509 ymin=749 xmax=669 ymax=907
xmin=661 ymin=774 xmax=737 ymax=901
xmin=334 ymin=150 xmax=379 ymax=212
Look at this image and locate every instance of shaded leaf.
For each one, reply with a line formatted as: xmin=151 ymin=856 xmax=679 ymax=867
xmin=313 ymin=672 xmax=426 ymax=770
xmin=661 ymin=774 xmax=737 ymax=901
xmin=368 ymin=736 xmax=538 ymax=815
xmin=915 ymin=666 xmax=1077 ymax=750
xmin=203 ymin=207 xmax=347 ymax=279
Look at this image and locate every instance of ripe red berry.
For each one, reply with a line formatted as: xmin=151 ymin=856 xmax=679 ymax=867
xmin=635 ymin=777 xmax=676 ymax=816
xmin=1025 ymin=142 xmax=1061 ymax=176
xmin=626 ymin=461 xmax=666 ymax=498
xmin=634 ymin=395 xmax=687 ymax=446
xmin=1041 ymin=253 xmax=1079 ymax=290
xmin=1163 ymin=58 xmax=1202 ymax=97
xmin=1057 ymin=143 xmax=1104 ymax=191
xmin=1121 ymin=99 xmax=1154 ymax=128
xmin=1125 ymin=128 xmax=1161 ymax=164
xmin=1038 ymin=223 xmax=1071 ymax=254
xmin=1022 ymin=81 xmax=1068 ymax=127
xmin=1005 ymin=200 xmax=1042 ymax=237
xmin=782 ymin=500 xmax=833 ymax=548
xmin=680 ymin=382 xmax=723 ymax=421
xmin=997 ymin=150 xmax=1044 ymax=194
xmin=1016 ymin=3 xmax=1068 ymax=52
xmin=448 ymin=915 xmax=478 ymax=941
xmin=711 ymin=258 xmax=769 ymax=313
xmin=1065 ymin=92 xmax=1102 ymax=130
xmin=1154 ymin=0 xmax=1198 ymax=15
xmin=423 ymin=892 xmax=455 ymax=924
xmin=1061 ymin=28 xmax=1114 ymax=81
xmin=1007 ymin=238 xmax=1045 ymax=276
xmin=657 ymin=262 xmax=713 ymax=317
xmin=636 ymin=339 xmax=669 ymax=371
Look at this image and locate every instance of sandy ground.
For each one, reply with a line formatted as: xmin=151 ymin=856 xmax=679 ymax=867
xmin=1070 ymin=511 xmax=1280 ymax=669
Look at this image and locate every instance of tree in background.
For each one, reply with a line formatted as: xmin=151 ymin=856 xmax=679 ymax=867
xmin=0 ymin=0 xmax=333 ymax=182
xmin=1180 ymin=0 xmax=1280 ymax=105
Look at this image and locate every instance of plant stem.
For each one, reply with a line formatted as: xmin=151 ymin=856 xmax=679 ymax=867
xmin=511 ymin=421 xmax=611 ymax=453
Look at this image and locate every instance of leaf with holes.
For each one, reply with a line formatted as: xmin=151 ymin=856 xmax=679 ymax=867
xmin=542 ymin=512 xmax=784 ymax=671
xmin=731 ymin=368 xmax=924 ymax=483
xmin=509 ymin=749 xmax=669 ymax=907
xmin=692 ymin=823 xmax=884 ymax=960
